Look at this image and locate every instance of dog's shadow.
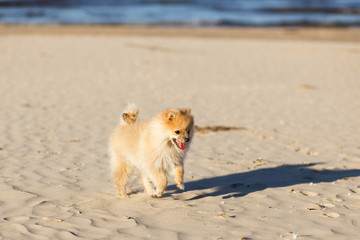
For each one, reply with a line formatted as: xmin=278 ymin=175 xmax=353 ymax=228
xmin=168 ymin=163 xmax=360 ymax=200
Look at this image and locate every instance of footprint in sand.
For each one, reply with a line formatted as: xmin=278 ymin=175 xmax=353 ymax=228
xmin=171 ymin=192 xmax=200 ymax=201
xmin=307 ymin=203 xmax=335 ymax=211
xmin=351 ymin=219 xmax=359 ymax=227
xmin=150 ymin=200 xmax=182 ymax=209
xmin=294 ymin=147 xmax=319 ymax=156
xmin=74 ymin=162 xmax=86 ymax=167
xmin=253 ymin=158 xmax=269 ymax=167
xmin=215 ymin=211 xmax=236 ymax=219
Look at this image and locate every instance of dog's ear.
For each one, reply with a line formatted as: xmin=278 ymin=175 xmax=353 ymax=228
xmin=122 ymin=113 xmax=129 ymax=120
xmin=161 ymin=109 xmax=177 ymax=121
xmin=168 ymin=111 xmax=176 ymax=121
xmin=183 ymin=108 xmax=191 ymax=114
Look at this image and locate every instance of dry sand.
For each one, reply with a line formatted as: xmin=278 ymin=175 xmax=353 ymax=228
xmin=0 ymin=26 xmax=360 ymax=240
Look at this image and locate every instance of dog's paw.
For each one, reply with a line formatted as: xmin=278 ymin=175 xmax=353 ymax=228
xmin=119 ymin=193 xmax=130 ymax=198
xmin=176 ymin=183 xmax=185 ymax=191
xmin=151 ymin=189 xmax=165 ymax=198
xmin=151 ymin=193 xmax=163 ymax=198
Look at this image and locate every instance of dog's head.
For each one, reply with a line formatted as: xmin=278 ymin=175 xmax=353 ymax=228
xmin=160 ymin=108 xmax=194 ymax=151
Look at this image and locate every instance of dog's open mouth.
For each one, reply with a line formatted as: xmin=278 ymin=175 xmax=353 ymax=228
xmin=173 ymin=138 xmax=186 ymax=150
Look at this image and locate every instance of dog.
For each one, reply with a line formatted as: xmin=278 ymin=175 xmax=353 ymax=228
xmin=109 ymin=104 xmax=194 ymax=198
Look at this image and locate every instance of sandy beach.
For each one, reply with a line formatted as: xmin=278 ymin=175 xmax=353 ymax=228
xmin=0 ymin=25 xmax=360 ymax=240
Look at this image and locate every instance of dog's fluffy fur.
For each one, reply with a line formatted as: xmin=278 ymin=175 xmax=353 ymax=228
xmin=109 ymin=104 xmax=194 ymax=198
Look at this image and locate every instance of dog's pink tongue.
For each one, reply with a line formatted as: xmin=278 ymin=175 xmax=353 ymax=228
xmin=177 ymin=140 xmax=186 ymax=150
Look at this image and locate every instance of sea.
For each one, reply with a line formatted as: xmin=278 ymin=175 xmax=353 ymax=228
xmin=0 ymin=0 xmax=359 ymax=27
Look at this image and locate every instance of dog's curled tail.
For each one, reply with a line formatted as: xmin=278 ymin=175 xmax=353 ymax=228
xmin=120 ymin=103 xmax=139 ymax=125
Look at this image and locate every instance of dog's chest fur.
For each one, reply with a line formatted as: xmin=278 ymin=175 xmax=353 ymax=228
xmin=154 ymin=141 xmax=184 ymax=173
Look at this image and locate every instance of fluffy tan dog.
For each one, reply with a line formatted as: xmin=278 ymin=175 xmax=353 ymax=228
xmin=109 ymin=104 xmax=194 ymax=198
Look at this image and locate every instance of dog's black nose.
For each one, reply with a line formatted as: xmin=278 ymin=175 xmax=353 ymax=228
xmin=185 ymin=137 xmax=190 ymax=142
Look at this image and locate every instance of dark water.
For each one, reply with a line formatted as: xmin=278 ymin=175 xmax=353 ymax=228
xmin=0 ymin=0 xmax=359 ymax=27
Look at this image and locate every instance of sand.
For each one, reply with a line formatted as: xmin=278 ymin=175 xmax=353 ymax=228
xmin=0 ymin=25 xmax=360 ymax=240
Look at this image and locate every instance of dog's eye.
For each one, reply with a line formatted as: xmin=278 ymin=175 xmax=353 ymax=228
xmin=187 ymin=129 xmax=191 ymax=134
xmin=175 ymin=130 xmax=180 ymax=134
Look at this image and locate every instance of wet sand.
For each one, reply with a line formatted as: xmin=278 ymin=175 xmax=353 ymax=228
xmin=1 ymin=25 xmax=360 ymax=42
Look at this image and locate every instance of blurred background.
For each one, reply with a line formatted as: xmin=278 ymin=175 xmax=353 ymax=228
xmin=0 ymin=0 xmax=359 ymax=27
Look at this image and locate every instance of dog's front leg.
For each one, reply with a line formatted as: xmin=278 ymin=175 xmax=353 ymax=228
xmin=175 ymin=165 xmax=185 ymax=190
xmin=148 ymin=168 xmax=167 ymax=197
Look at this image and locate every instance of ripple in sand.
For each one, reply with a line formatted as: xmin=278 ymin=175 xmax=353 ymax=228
xmin=248 ymin=193 xmax=267 ymax=199
xmin=298 ymin=84 xmax=316 ymax=90
xmin=307 ymin=205 xmax=324 ymax=211
xmin=194 ymin=125 xmax=246 ymax=134
xmin=299 ymin=190 xmax=318 ymax=197
xmin=3 ymin=215 xmax=30 ymax=221
xmin=32 ymin=201 xmax=72 ymax=219
xmin=1 ymin=223 xmax=32 ymax=236
xmin=327 ymin=197 xmax=343 ymax=203
xmin=343 ymin=203 xmax=360 ymax=210
xmin=116 ymin=216 xmax=138 ymax=229
xmin=323 ymin=212 xmax=340 ymax=218
xmin=321 ymin=203 xmax=335 ymax=208
xmin=336 ymin=193 xmax=360 ymax=201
